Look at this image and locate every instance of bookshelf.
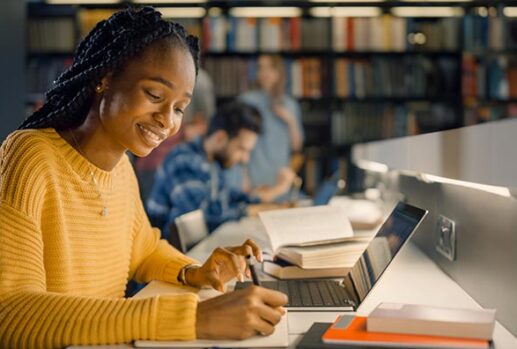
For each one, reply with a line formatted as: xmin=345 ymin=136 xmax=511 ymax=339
xmin=25 ymin=1 xmax=517 ymax=191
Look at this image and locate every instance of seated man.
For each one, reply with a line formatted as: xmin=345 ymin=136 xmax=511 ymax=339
xmin=146 ymin=101 xmax=294 ymax=237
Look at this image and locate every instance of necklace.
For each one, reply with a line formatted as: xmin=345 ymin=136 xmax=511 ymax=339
xmin=69 ymin=130 xmax=112 ymax=217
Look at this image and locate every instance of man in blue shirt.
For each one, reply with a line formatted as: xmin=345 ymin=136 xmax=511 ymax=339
xmin=146 ymin=102 xmax=293 ymax=237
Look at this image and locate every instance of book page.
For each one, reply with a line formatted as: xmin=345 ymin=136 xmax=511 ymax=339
xmin=259 ymin=205 xmax=354 ymax=251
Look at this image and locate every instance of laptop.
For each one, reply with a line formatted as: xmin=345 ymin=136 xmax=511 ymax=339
xmin=235 ymin=202 xmax=428 ymax=311
xmin=312 ymin=174 xmax=341 ymax=206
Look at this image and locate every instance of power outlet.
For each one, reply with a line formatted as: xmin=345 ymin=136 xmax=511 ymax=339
xmin=436 ymin=215 xmax=456 ymax=261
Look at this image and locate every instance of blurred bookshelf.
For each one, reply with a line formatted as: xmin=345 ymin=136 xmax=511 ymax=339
xmin=25 ymin=0 xmax=517 ymax=191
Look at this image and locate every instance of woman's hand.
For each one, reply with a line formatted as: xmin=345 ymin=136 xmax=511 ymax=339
xmin=196 ymin=285 xmax=288 ymax=339
xmin=186 ymin=239 xmax=263 ymax=292
xmin=272 ymin=104 xmax=303 ymax=152
xmin=273 ymin=104 xmax=296 ymax=125
xmin=276 ymin=167 xmax=296 ymax=192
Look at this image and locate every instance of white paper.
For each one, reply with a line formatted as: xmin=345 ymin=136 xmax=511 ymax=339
xmin=133 ymin=281 xmax=289 ymax=348
xmin=134 ymin=314 xmax=288 ymax=348
xmin=259 ymin=205 xmax=354 ymax=251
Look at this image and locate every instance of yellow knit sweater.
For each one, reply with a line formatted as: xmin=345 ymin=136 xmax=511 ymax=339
xmin=0 ymin=128 xmax=200 ymax=348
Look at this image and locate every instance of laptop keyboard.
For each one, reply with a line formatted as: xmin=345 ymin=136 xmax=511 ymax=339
xmin=235 ymin=280 xmax=354 ymax=308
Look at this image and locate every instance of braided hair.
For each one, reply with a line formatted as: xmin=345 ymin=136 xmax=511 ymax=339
xmin=19 ymin=6 xmax=200 ymax=130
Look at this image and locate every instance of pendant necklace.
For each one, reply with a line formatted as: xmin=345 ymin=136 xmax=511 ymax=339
xmin=69 ymin=130 xmax=113 ymax=217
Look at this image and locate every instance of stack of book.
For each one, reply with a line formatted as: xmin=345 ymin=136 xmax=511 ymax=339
xmin=320 ymin=303 xmax=496 ymax=348
xmin=258 ymin=204 xmax=381 ymax=279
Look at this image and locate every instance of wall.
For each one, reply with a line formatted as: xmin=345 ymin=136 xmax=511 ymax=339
xmin=353 ymin=120 xmax=517 ymax=335
xmin=353 ymin=118 xmax=517 ymax=189
xmin=397 ymin=175 xmax=517 ymax=336
xmin=0 ymin=0 xmax=25 ymax=142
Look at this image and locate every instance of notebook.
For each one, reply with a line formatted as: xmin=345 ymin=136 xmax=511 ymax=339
xmin=132 ymin=282 xmax=289 ymax=348
xmin=134 ymin=314 xmax=289 ymax=348
xmin=236 ymin=202 xmax=428 ymax=311
xmin=322 ymin=316 xmax=489 ymax=348
xmin=296 ymin=322 xmax=346 ymax=349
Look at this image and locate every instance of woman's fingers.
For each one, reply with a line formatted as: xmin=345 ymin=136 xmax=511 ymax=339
xmin=249 ymin=289 xmax=286 ymax=336
xmin=251 ymin=317 xmax=276 ymax=337
xmin=258 ymin=287 xmax=289 ymax=308
xmin=257 ymin=303 xmax=283 ymax=326
xmin=213 ymin=247 xmax=245 ymax=281
xmin=203 ymin=239 xmax=265 ymax=291
xmin=227 ymin=239 xmax=263 ymax=262
xmin=244 ymin=239 xmax=263 ymax=262
xmin=205 ymin=269 xmax=225 ymax=292
xmin=196 ymin=286 xmax=288 ymax=340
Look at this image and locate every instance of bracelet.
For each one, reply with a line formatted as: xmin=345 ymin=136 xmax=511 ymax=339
xmin=177 ymin=263 xmax=202 ymax=286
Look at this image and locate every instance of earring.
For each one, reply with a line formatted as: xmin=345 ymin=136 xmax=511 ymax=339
xmin=95 ymin=84 xmax=103 ymax=93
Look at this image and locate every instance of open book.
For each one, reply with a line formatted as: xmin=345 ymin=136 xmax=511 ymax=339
xmin=259 ymin=205 xmax=371 ymax=269
xmin=259 ymin=205 xmax=356 ymax=251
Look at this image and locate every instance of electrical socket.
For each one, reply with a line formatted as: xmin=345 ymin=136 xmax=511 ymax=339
xmin=436 ymin=215 xmax=456 ymax=261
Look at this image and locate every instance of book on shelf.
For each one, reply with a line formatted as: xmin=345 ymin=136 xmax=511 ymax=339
xmin=204 ymin=57 xmax=324 ymax=99
xmin=28 ymin=17 xmax=76 ymax=53
xmin=322 ymin=316 xmax=490 ymax=349
xmin=202 ymin=16 xmax=330 ymax=53
xmin=262 ymin=257 xmax=350 ymax=280
xmin=331 ymin=16 xmax=459 ymax=53
xmin=258 ymin=205 xmax=372 ymax=269
xmin=78 ymin=8 xmax=115 ymax=38
xmin=367 ymin=303 xmax=496 ymax=341
xmin=27 ymin=57 xmax=74 ymax=96
xmin=333 ymin=55 xmax=459 ymax=99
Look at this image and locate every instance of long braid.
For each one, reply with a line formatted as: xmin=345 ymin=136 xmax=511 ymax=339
xmin=19 ymin=6 xmax=199 ymax=130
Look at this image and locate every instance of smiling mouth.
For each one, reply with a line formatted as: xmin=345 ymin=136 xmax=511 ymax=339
xmin=137 ymin=124 xmax=166 ymax=146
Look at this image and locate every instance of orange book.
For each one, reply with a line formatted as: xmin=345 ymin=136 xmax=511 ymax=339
xmin=322 ymin=316 xmax=489 ymax=348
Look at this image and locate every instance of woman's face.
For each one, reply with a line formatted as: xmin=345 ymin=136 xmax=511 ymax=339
xmin=256 ymin=56 xmax=279 ymax=93
xmin=98 ymin=43 xmax=196 ymax=157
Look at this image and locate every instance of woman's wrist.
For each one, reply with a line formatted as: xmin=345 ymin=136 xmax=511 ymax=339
xmin=178 ymin=263 xmax=203 ymax=287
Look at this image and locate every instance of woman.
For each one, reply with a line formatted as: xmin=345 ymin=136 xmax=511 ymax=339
xmin=226 ymin=55 xmax=304 ymax=199
xmin=0 ymin=7 xmax=286 ymax=348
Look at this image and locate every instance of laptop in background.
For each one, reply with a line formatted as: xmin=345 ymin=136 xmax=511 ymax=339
xmin=312 ymin=176 xmax=340 ymax=206
xmin=236 ymin=202 xmax=428 ymax=311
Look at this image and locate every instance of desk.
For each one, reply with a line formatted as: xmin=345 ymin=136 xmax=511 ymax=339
xmin=71 ymin=217 xmax=517 ymax=348
xmin=188 ymin=217 xmax=517 ymax=348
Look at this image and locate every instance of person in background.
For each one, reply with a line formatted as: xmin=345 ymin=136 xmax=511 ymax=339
xmin=226 ymin=54 xmax=304 ymax=199
xmin=0 ymin=8 xmax=286 ymax=348
xmin=135 ymin=68 xmax=215 ymax=202
xmin=147 ymin=101 xmax=293 ymax=236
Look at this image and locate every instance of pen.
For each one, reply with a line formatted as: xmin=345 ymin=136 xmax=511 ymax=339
xmin=246 ymin=255 xmax=262 ymax=286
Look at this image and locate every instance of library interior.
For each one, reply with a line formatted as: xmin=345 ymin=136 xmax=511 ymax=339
xmin=0 ymin=1 xmax=516 ymax=349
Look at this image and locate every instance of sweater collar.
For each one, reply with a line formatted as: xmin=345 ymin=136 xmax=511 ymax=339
xmin=42 ymin=128 xmax=123 ymax=187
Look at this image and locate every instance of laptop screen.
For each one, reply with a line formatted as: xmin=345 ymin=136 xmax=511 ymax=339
xmin=342 ymin=202 xmax=427 ymax=306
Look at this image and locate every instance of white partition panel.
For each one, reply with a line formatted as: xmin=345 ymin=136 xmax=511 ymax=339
xmin=352 ymin=118 xmax=517 ymax=189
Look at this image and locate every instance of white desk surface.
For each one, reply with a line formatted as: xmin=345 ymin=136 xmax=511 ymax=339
xmin=71 ymin=217 xmax=517 ymax=349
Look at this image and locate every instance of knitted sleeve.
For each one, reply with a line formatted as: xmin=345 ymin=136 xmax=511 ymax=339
xmin=0 ymin=132 xmax=199 ymax=348
xmin=129 ymin=194 xmax=200 ymax=284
